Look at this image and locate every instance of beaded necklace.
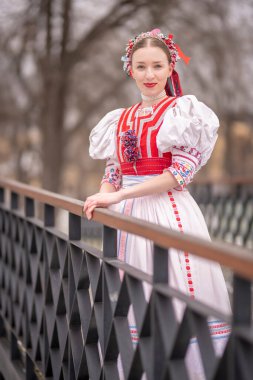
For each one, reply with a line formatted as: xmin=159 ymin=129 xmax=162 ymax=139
xmin=136 ymin=90 xmax=168 ymax=117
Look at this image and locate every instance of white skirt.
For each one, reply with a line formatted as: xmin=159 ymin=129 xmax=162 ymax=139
xmin=111 ymin=175 xmax=231 ymax=380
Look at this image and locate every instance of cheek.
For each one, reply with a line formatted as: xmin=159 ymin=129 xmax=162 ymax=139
xmin=132 ymin=72 xmax=144 ymax=82
xmin=157 ymin=70 xmax=169 ymax=81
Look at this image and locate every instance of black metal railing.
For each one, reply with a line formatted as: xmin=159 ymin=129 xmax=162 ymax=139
xmin=82 ymin=178 xmax=253 ymax=248
xmin=1 ymin=178 xmax=253 ymax=380
xmin=190 ymin=178 xmax=253 ymax=247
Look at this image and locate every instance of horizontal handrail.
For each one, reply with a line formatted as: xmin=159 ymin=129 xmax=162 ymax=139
xmin=0 ymin=178 xmax=83 ymax=215
xmin=1 ymin=177 xmax=253 ymax=280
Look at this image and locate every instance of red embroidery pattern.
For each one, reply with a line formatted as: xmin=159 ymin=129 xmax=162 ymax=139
xmin=175 ymin=146 xmax=202 ymax=164
xmin=168 ymin=161 xmax=194 ymax=188
xmin=208 ymin=321 xmax=231 ymax=338
xmin=130 ymin=326 xmax=138 ymax=345
xmin=191 ymin=320 xmax=231 ymax=344
xmin=168 ymin=191 xmax=195 ymax=298
xmin=101 ymin=161 xmax=122 ymax=190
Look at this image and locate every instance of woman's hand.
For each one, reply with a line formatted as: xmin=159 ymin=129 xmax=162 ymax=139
xmin=83 ymin=171 xmax=178 ymax=220
xmin=83 ymin=191 xmax=123 ymax=220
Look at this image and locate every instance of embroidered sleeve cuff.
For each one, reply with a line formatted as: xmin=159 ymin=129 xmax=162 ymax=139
xmin=165 ymin=146 xmax=202 ymax=188
xmin=167 ymin=162 xmax=195 ymax=189
xmin=101 ymin=159 xmax=122 ymax=191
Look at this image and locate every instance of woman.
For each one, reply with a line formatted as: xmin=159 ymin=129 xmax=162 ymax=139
xmin=83 ymin=29 xmax=231 ymax=380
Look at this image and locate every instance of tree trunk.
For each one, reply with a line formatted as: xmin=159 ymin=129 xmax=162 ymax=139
xmin=41 ymin=0 xmax=71 ymax=192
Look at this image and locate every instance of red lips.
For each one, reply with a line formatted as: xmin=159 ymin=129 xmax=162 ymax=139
xmin=144 ymin=83 xmax=157 ymax=88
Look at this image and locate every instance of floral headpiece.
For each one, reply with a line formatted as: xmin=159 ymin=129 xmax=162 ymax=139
xmin=121 ymin=28 xmax=190 ymax=76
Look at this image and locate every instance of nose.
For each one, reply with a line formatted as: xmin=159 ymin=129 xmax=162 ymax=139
xmin=145 ymin=67 xmax=155 ymax=80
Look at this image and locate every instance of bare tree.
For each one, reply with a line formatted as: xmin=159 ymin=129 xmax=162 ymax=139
xmin=0 ymin=0 xmax=252 ymax=194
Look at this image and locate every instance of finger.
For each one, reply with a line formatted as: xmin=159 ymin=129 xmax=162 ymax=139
xmin=85 ymin=207 xmax=91 ymax=220
xmin=86 ymin=209 xmax=93 ymax=220
xmin=83 ymin=201 xmax=90 ymax=213
xmin=84 ymin=201 xmax=93 ymax=217
xmin=87 ymin=204 xmax=97 ymax=220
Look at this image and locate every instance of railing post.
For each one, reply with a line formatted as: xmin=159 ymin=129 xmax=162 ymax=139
xmin=103 ymin=225 xmax=117 ymax=258
xmin=0 ymin=316 xmax=6 ymax=337
xmin=102 ymin=225 xmax=117 ymax=373
xmin=69 ymin=212 xmax=81 ymax=240
xmin=152 ymin=244 xmax=168 ymax=380
xmin=23 ymin=195 xmax=35 ymax=364
xmin=25 ymin=196 xmax=35 ymax=217
xmin=153 ymin=244 xmax=168 ymax=284
xmin=44 ymin=204 xmax=55 ymax=227
xmin=10 ymin=191 xmax=19 ymax=210
xmin=68 ymin=213 xmax=82 ymax=380
xmin=233 ymin=275 xmax=251 ymax=326
xmin=0 ymin=187 xmax=4 ymax=204
xmin=231 ymin=274 xmax=252 ymax=380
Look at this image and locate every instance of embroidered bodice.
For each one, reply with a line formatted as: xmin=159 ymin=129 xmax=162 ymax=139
xmin=89 ymin=95 xmax=219 ymax=190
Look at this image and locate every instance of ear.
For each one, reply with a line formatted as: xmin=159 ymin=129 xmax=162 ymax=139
xmin=167 ymin=63 xmax=173 ymax=78
xmin=130 ymin=68 xmax=134 ymax=78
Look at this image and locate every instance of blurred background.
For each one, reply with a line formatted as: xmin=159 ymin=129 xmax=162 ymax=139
xmin=0 ymin=0 xmax=253 ymax=203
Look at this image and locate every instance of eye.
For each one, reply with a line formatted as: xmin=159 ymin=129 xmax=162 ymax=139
xmin=154 ymin=64 xmax=162 ymax=68
xmin=136 ymin=65 xmax=145 ymax=69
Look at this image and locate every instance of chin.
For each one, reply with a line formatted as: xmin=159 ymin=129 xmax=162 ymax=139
xmin=142 ymin=87 xmax=162 ymax=96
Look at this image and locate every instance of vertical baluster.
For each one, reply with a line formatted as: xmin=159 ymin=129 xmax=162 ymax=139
xmin=0 ymin=315 xmax=6 ymax=337
xmin=153 ymin=244 xmax=168 ymax=284
xmin=153 ymin=244 xmax=168 ymax=380
xmin=102 ymin=225 xmax=117 ymax=372
xmin=232 ymin=274 xmax=251 ymax=380
xmin=24 ymin=196 xmax=35 ymax=362
xmin=69 ymin=212 xmax=81 ymax=240
xmin=0 ymin=187 xmax=4 ymax=204
xmin=10 ymin=191 xmax=19 ymax=210
xmin=25 ymin=197 xmax=35 ymax=218
xmin=233 ymin=275 xmax=251 ymax=325
xmin=44 ymin=204 xmax=55 ymax=227
xmin=103 ymin=225 xmax=117 ymax=258
xmin=68 ymin=212 xmax=81 ymax=380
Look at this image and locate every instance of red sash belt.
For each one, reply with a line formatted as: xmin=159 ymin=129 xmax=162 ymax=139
xmin=121 ymin=157 xmax=172 ymax=175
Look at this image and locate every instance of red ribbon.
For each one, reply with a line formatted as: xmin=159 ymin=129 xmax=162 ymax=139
xmin=175 ymin=43 xmax=191 ymax=65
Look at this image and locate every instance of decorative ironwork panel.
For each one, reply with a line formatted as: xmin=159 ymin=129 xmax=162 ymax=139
xmin=190 ymin=182 xmax=253 ymax=247
xmin=1 ymin=183 xmax=253 ymax=380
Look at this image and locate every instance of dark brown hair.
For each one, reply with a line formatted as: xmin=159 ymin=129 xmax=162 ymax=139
xmin=131 ymin=37 xmax=171 ymax=63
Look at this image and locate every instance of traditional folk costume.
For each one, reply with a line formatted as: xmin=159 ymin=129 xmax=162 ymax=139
xmin=89 ymin=30 xmax=231 ymax=380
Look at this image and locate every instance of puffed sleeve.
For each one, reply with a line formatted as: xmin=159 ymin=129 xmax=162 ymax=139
xmin=156 ymin=95 xmax=219 ymax=188
xmin=89 ymin=108 xmax=124 ymax=160
xmin=89 ymin=108 xmax=124 ymax=191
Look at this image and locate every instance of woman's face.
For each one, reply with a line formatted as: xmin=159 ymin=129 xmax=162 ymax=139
xmin=131 ymin=45 xmax=173 ymax=97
